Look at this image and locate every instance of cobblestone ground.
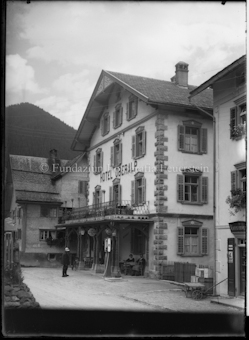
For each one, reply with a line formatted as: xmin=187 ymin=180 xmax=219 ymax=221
xmin=21 ymin=268 xmax=244 ymax=313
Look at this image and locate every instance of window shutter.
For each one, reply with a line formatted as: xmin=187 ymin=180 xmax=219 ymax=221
xmin=82 ymin=181 xmax=87 ymax=196
xmin=132 ymin=135 xmax=136 ymax=158
xmin=99 ymin=191 xmax=103 ymax=204
xmin=177 ymin=227 xmax=184 ymax=255
xmin=231 ymin=170 xmax=239 ymax=191
xmin=200 ymin=128 xmax=208 ymax=154
xmin=119 ymin=143 xmax=122 ymax=165
xmin=100 ymin=116 xmax=104 ymax=136
xmin=113 ymin=111 xmax=116 ymax=128
xmin=93 ymin=192 xmax=95 ymax=206
xmin=201 ymin=177 xmax=208 ymax=203
xmin=142 ymin=177 xmax=146 ymax=203
xmin=177 ymin=174 xmax=184 ymax=202
xmin=142 ymin=130 xmax=146 ymax=156
xmin=134 ymin=97 xmax=138 ymax=118
xmin=131 ymin=180 xmax=135 ymax=205
xmin=201 ymin=228 xmax=208 ymax=255
xmin=126 ymin=103 xmax=129 ymax=120
xmin=107 ymin=114 xmax=110 ymax=134
xmin=178 ymin=125 xmax=185 ymax=151
xmin=230 ymin=107 xmax=237 ymax=138
xmin=94 ymin=155 xmax=96 ymax=174
xmin=100 ymin=151 xmax=103 ymax=171
xmin=110 ymin=146 xmax=114 ymax=167
xmin=117 ymin=184 xmax=122 ymax=204
xmin=109 ymin=187 xmax=113 ymax=202
xmin=120 ymin=106 xmax=123 ymax=125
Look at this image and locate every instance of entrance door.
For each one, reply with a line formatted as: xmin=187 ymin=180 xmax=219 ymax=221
xmin=227 ymin=238 xmax=235 ymax=296
xmin=240 ymin=247 xmax=246 ymax=296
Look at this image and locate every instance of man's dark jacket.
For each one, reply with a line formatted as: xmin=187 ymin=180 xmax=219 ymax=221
xmin=62 ymin=252 xmax=70 ymax=265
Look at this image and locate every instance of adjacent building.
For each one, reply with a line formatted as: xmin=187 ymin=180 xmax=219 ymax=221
xmin=59 ymin=62 xmax=214 ymax=278
xmin=190 ymin=55 xmax=246 ymax=297
xmin=8 ymin=150 xmax=88 ymax=267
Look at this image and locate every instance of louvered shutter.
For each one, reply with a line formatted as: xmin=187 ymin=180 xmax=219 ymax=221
xmin=93 ymin=192 xmax=95 ymax=206
xmin=93 ymin=155 xmax=96 ymax=174
xmin=100 ymin=151 xmax=103 ymax=172
xmin=107 ymin=114 xmax=110 ymax=134
xmin=113 ymin=111 xmax=116 ymax=128
xmin=82 ymin=181 xmax=87 ymax=196
xmin=178 ymin=125 xmax=185 ymax=151
xmin=177 ymin=227 xmax=184 ymax=255
xmin=119 ymin=143 xmax=122 ymax=165
xmin=131 ymin=180 xmax=135 ymax=205
xmin=109 ymin=186 xmax=113 ymax=202
xmin=120 ymin=106 xmax=123 ymax=126
xmin=100 ymin=116 xmax=104 ymax=136
xmin=99 ymin=191 xmax=103 ymax=205
xmin=126 ymin=103 xmax=129 ymax=120
xmin=141 ymin=177 xmax=146 ymax=203
xmin=142 ymin=130 xmax=146 ymax=156
xmin=230 ymin=107 xmax=237 ymax=138
xmin=78 ymin=181 xmax=83 ymax=194
xmin=201 ymin=177 xmax=208 ymax=204
xmin=200 ymin=128 xmax=208 ymax=154
xmin=134 ymin=97 xmax=138 ymax=118
xmin=132 ymin=135 xmax=136 ymax=158
xmin=177 ymin=174 xmax=184 ymax=202
xmin=110 ymin=146 xmax=114 ymax=167
xmin=231 ymin=170 xmax=239 ymax=192
xmin=117 ymin=184 xmax=122 ymax=204
xmin=201 ymin=228 xmax=208 ymax=255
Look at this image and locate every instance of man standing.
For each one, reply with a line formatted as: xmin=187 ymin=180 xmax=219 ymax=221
xmin=62 ymin=247 xmax=70 ymax=277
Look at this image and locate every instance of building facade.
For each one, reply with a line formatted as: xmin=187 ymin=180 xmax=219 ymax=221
xmin=60 ymin=62 xmax=214 ymax=278
xmin=9 ymin=150 xmax=88 ymax=267
xmin=190 ymin=55 xmax=246 ymax=297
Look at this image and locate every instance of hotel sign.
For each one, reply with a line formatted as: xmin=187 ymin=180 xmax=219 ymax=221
xmin=100 ymin=161 xmax=137 ymax=182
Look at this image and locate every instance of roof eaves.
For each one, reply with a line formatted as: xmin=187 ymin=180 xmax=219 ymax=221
xmin=189 ymin=55 xmax=246 ymax=98
xmin=104 ymin=70 xmax=149 ymax=102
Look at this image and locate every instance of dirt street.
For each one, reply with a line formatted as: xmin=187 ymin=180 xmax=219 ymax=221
xmin=21 ymin=267 xmax=243 ymax=313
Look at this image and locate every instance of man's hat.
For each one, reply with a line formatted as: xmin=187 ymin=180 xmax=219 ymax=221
xmin=65 ymin=247 xmax=70 ymax=251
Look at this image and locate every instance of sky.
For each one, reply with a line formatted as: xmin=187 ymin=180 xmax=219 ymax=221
xmin=6 ymin=1 xmax=246 ymax=130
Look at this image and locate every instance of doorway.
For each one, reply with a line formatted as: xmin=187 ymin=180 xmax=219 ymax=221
xmin=239 ymin=247 xmax=246 ymax=296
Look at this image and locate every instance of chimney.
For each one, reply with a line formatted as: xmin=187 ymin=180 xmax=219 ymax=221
xmin=172 ymin=61 xmax=189 ymax=87
xmin=48 ymin=149 xmax=61 ymax=173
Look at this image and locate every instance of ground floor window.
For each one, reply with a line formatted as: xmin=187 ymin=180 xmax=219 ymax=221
xmin=39 ymin=230 xmax=56 ymax=241
xmin=177 ymin=220 xmax=208 ymax=256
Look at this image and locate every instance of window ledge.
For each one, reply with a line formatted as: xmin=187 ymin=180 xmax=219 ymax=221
xmin=179 ymin=202 xmax=204 ymax=206
xmin=113 ymin=123 xmax=122 ymax=130
xmin=178 ymin=254 xmax=207 ymax=257
xmin=179 ymin=150 xmax=206 ymax=155
xmin=134 ymin=154 xmax=145 ymax=160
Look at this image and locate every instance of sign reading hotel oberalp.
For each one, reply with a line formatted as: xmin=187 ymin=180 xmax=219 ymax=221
xmin=100 ymin=160 xmax=137 ymax=182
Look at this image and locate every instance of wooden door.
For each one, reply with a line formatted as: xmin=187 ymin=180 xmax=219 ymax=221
xmin=227 ymin=238 xmax=235 ymax=296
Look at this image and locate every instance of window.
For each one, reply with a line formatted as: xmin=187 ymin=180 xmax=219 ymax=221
xmin=110 ymin=139 xmax=122 ymax=167
xmin=132 ymin=126 xmax=146 ymax=159
xmin=113 ymin=104 xmax=123 ymax=129
xmin=230 ymin=103 xmax=246 ymax=139
xmin=94 ymin=148 xmax=103 ymax=174
xmin=109 ymin=179 xmax=122 ymax=203
xmin=39 ymin=230 xmax=56 ymax=241
xmin=78 ymin=181 xmax=88 ymax=195
xmin=93 ymin=185 xmax=102 ymax=206
xmin=177 ymin=169 xmax=208 ymax=204
xmin=131 ymin=172 xmax=146 ymax=205
xmin=126 ymin=95 xmax=138 ymax=121
xmin=131 ymin=228 xmax=145 ymax=255
xmin=17 ymin=229 xmax=22 ymax=240
xmin=178 ymin=120 xmax=207 ymax=154
xmin=231 ymin=162 xmax=246 ymax=194
xmin=177 ymin=220 xmax=208 ymax=256
xmin=40 ymin=206 xmax=57 ymax=218
xmin=101 ymin=112 xmax=110 ymax=136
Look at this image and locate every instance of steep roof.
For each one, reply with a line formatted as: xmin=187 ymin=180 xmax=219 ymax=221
xmin=106 ymin=71 xmax=213 ymax=108
xmin=189 ymin=55 xmax=246 ymax=98
xmin=10 ymin=155 xmax=68 ymax=204
xmin=72 ymin=69 xmax=213 ymax=151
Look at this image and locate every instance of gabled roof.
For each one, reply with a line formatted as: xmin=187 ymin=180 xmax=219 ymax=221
xmin=10 ymin=155 xmax=68 ymax=204
xmin=72 ymin=70 xmax=213 ymax=151
xmin=51 ymin=152 xmax=86 ymax=180
xmin=189 ymin=55 xmax=246 ymax=98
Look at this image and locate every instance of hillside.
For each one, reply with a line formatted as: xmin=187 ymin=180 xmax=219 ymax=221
xmin=5 ymin=103 xmax=80 ymax=161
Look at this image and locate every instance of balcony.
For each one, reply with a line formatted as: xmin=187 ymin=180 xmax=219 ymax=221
xmin=60 ymin=200 xmax=150 ymax=223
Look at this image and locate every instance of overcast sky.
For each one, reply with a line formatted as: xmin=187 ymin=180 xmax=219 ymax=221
xmin=6 ymin=1 xmax=246 ymax=130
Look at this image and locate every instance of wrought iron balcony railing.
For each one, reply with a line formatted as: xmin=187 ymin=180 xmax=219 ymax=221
xmin=61 ymin=200 xmax=150 ymax=222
